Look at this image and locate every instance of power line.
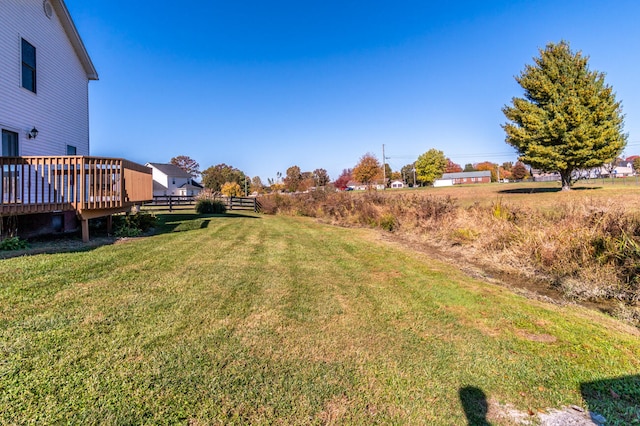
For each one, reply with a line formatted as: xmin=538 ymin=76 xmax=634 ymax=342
xmin=387 ymin=143 xmax=640 ymax=162
xmin=387 ymin=152 xmax=517 ymax=160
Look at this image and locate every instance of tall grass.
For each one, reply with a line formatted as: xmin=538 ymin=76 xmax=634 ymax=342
xmin=259 ymin=190 xmax=640 ymax=324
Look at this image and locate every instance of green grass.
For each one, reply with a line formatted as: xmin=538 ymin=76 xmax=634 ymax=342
xmin=408 ymin=178 xmax=640 ymax=208
xmin=1 ymin=211 xmax=639 ymax=424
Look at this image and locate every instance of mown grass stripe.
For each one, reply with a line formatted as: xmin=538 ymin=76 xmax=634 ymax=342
xmin=0 ymin=212 xmax=638 ymax=424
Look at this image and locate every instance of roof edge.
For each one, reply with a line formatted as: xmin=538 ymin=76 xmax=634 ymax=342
xmin=51 ymin=0 xmax=98 ymax=80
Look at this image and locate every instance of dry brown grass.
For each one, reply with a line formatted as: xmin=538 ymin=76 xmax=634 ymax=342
xmin=259 ymin=181 xmax=640 ymax=325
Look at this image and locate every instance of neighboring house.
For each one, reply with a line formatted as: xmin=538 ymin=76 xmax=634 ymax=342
xmin=596 ymin=166 xmax=633 ymax=178
xmin=345 ymin=181 xmax=361 ymax=191
xmin=533 ymin=165 xmax=635 ymax=182
xmin=435 ymin=171 xmax=492 ymax=185
xmin=346 ymin=180 xmax=386 ymax=190
xmin=530 ymin=170 xmax=560 ymax=182
xmin=390 ymin=180 xmax=405 ymax=189
xmin=622 ymin=155 xmax=638 ymax=173
xmin=0 ymin=0 xmax=152 ymax=241
xmin=346 ymin=181 xmax=369 ymax=191
xmin=433 ymin=179 xmax=453 ymax=187
xmin=146 ymin=163 xmax=203 ymax=197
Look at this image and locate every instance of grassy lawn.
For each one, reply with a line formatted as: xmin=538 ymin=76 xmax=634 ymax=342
xmin=1 ymin=211 xmax=639 ymax=424
xmin=390 ymin=179 xmax=640 ymax=210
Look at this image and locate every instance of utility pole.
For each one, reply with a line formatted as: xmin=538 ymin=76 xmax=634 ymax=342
xmin=382 ymin=144 xmax=386 ymax=190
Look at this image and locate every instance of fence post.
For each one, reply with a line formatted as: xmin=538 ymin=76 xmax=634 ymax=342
xmin=169 ymin=195 xmax=173 ymax=212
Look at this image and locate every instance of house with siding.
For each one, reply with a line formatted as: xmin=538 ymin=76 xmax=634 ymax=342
xmin=1 ymin=0 xmax=97 ymax=157
xmin=146 ymin=163 xmax=203 ymax=197
xmin=435 ymin=171 xmax=492 ymax=186
xmin=1 ymin=0 xmax=152 ymax=241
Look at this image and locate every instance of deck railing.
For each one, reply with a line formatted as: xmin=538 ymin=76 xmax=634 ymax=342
xmin=0 ymin=156 xmax=152 ymax=216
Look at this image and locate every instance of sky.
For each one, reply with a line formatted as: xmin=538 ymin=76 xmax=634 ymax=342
xmin=65 ymin=0 xmax=640 ymax=182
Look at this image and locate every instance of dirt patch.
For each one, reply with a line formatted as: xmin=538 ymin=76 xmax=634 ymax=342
xmin=489 ymin=401 xmax=606 ymax=425
xmin=317 ymin=395 xmax=350 ymax=425
xmin=515 ymin=330 xmax=558 ymax=343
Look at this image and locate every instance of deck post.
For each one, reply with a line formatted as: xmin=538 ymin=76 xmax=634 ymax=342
xmin=81 ymin=218 xmax=90 ymax=243
xmin=106 ymin=215 xmax=113 ymax=234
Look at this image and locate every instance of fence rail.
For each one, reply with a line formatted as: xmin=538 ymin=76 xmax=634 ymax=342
xmin=226 ymin=196 xmax=261 ymax=212
xmin=147 ymin=195 xmax=196 ymax=210
xmin=146 ymin=195 xmax=261 ymax=212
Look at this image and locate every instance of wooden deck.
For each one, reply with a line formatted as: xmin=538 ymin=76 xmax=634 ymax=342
xmin=0 ymin=156 xmax=152 ymax=241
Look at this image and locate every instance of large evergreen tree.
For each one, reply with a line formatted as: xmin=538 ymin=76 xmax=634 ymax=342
xmin=502 ymin=41 xmax=626 ymax=190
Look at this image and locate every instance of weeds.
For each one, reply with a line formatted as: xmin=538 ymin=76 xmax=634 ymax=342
xmin=259 ymin=190 xmax=640 ymax=324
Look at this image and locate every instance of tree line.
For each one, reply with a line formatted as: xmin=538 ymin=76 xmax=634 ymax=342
xmin=169 ymin=40 xmax=629 ymax=194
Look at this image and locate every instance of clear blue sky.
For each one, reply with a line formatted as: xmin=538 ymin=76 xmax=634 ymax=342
xmin=65 ymin=0 xmax=640 ymax=182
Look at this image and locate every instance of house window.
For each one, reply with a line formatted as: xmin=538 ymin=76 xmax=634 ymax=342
xmin=66 ymin=145 xmax=77 ymax=155
xmin=2 ymin=130 xmax=19 ymax=156
xmin=21 ymin=39 xmax=37 ymax=93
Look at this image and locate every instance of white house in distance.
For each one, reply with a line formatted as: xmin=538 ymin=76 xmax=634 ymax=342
xmin=146 ymin=163 xmax=204 ymax=197
xmin=0 ymin=0 xmax=98 ymax=157
xmin=434 ymin=171 xmax=492 ymax=186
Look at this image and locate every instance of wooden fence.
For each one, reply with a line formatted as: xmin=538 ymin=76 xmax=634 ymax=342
xmin=147 ymin=195 xmax=261 ymax=212
xmin=147 ymin=195 xmax=196 ymax=211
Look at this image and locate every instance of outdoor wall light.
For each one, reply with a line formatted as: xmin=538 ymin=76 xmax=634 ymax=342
xmin=28 ymin=127 xmax=39 ymax=139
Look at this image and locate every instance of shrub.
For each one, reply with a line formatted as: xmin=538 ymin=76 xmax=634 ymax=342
xmin=113 ymin=211 xmax=157 ymax=238
xmin=257 ymin=193 xmax=292 ymax=215
xmin=132 ymin=211 xmax=158 ymax=231
xmin=379 ymin=213 xmax=397 ymax=232
xmin=195 ymin=199 xmax=227 ymax=214
xmin=114 ymin=225 xmax=142 ymax=238
xmin=0 ymin=236 xmax=29 ymax=251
